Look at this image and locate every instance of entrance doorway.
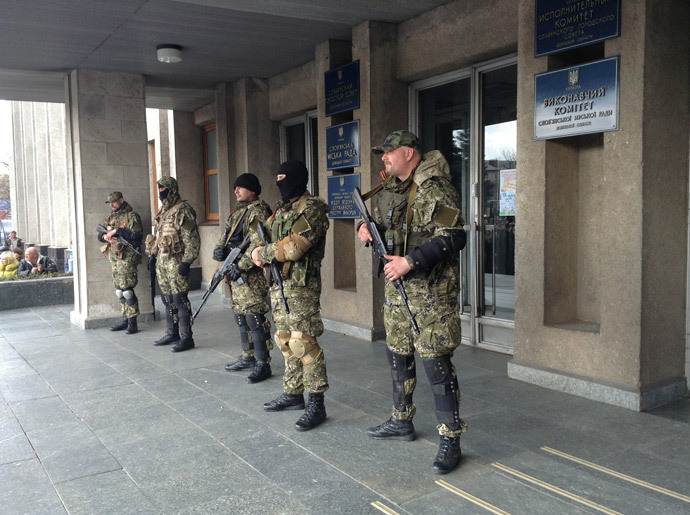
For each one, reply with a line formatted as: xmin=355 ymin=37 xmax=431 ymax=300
xmin=411 ymin=56 xmax=517 ymax=353
xmin=280 ymin=110 xmax=319 ymax=196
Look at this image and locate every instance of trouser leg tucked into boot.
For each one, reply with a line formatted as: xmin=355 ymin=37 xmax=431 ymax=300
xmin=225 ymin=313 xmax=255 ymax=371
xmin=295 ymin=392 xmax=326 ymax=431
xmin=246 ymin=312 xmax=271 ymax=383
xmin=110 ymin=317 xmax=128 ymax=331
xmin=154 ymin=295 xmax=179 ymax=346
xmin=125 ymin=317 xmax=138 ymax=334
xmin=110 ymin=290 xmax=128 ymax=331
xmin=424 ymin=355 xmax=463 ymax=474
xmin=367 ymin=349 xmax=416 ymax=441
xmin=171 ymin=293 xmax=195 ymax=353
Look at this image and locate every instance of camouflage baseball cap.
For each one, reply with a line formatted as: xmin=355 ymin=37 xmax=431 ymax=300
xmin=105 ymin=191 xmax=123 ymax=203
xmin=372 ymin=130 xmax=422 ymax=154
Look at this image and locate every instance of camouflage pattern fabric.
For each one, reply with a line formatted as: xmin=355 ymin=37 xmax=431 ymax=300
xmin=257 ymin=194 xmax=330 ymax=394
xmin=104 ymin=201 xmax=142 ymax=317
xmin=374 ymin=150 xmax=467 ymax=438
xmin=218 ymin=199 xmax=273 ymax=354
xmin=150 ymin=177 xmax=200 ymax=296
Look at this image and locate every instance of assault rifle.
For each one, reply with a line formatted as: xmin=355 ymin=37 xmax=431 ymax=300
xmin=97 ymin=224 xmax=142 ymax=256
xmin=256 ymin=222 xmax=289 ymax=314
xmin=192 ymin=233 xmax=251 ymax=321
xmin=352 ymin=187 xmax=419 ymax=334
xmin=149 ymin=255 xmax=156 ymax=321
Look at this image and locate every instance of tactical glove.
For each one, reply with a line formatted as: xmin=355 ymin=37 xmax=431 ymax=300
xmin=227 ymin=263 xmax=242 ymax=282
xmin=213 ymin=246 xmax=226 ymax=262
xmin=178 ymin=261 xmax=191 ymax=276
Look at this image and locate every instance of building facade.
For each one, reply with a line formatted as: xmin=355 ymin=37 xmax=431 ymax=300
xmin=8 ymin=0 xmax=690 ymax=411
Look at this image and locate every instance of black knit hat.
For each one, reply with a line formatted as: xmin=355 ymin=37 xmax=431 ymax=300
xmin=234 ymin=173 xmax=261 ymax=195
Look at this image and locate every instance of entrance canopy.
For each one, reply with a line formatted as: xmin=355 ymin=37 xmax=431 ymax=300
xmin=0 ymin=0 xmax=451 ymax=110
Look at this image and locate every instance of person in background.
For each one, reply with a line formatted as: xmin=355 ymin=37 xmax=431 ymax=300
xmin=13 ymin=247 xmax=24 ymax=263
xmin=0 ymin=250 xmax=19 ymax=279
xmin=18 ymin=246 xmax=58 ymax=276
xmin=7 ymin=231 xmax=24 ymax=250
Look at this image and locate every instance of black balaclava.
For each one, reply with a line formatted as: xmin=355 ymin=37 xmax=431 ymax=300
xmin=276 ymin=160 xmax=308 ymax=202
xmin=157 ymin=176 xmax=181 ymax=211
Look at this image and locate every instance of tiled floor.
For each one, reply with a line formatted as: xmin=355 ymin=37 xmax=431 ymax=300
xmin=1 ymin=293 xmax=689 ymax=514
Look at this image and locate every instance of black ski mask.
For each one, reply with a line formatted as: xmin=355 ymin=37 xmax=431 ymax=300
xmin=158 ymin=188 xmax=169 ymax=201
xmin=276 ymin=160 xmax=308 ymax=202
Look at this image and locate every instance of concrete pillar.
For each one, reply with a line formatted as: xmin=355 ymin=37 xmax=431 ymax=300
xmin=66 ymin=70 xmax=153 ymax=328
xmin=10 ymin=103 xmax=26 ymax=238
xmin=509 ymin=1 xmax=689 ymax=410
xmin=318 ymin=25 xmax=407 ymax=340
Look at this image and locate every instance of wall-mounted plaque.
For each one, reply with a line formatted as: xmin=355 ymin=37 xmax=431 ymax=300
xmin=325 ymin=61 xmax=360 ymax=117
xmin=535 ymin=0 xmax=621 ymax=57
xmin=326 ymin=121 xmax=360 ymax=170
xmin=534 ymin=56 xmax=619 ymax=141
xmin=327 ymin=173 xmax=361 ymax=219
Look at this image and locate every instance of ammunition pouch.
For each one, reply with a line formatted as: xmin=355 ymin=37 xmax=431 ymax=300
xmin=145 ymin=234 xmax=158 ymax=257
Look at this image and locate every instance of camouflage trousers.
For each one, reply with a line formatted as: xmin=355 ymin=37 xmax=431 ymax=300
xmin=110 ymin=258 xmax=139 ymax=318
xmin=270 ymin=284 xmax=328 ymax=394
xmin=156 ymin=255 xmax=189 ymax=295
xmin=230 ymin=269 xmax=271 ymax=358
xmin=383 ymin=290 xmax=466 ymax=438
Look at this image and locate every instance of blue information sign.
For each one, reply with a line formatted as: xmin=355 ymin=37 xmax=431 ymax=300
xmin=535 ymin=0 xmax=621 ymax=57
xmin=534 ymin=56 xmax=619 ymax=140
xmin=325 ymin=61 xmax=360 ymax=117
xmin=326 ymin=121 xmax=360 ymax=170
xmin=327 ymin=173 xmax=361 ymax=219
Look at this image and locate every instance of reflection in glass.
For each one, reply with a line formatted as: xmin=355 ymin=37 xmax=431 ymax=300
xmin=482 ymin=66 xmax=517 ymax=320
xmin=418 ymin=78 xmax=471 ymax=311
xmin=206 ymin=129 xmax=217 ymax=170
xmin=208 ymin=173 xmax=219 ymax=214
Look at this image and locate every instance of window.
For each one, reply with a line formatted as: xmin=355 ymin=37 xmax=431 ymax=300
xmin=203 ymin=123 xmax=218 ymax=221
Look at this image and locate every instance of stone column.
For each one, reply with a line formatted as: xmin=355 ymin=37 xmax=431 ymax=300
xmin=509 ymin=1 xmax=689 ymax=410
xmin=66 ymin=70 xmax=153 ymax=328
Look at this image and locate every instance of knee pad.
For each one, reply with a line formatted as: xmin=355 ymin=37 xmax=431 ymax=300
xmin=288 ymin=331 xmax=322 ymax=365
xmin=123 ymin=289 xmax=137 ymax=306
xmin=275 ymin=330 xmax=292 ymax=359
xmin=115 ymin=289 xmax=124 ymax=298
xmin=245 ymin=312 xmax=266 ymax=331
xmin=234 ymin=313 xmax=247 ymax=329
xmin=423 ymin=355 xmax=460 ymax=428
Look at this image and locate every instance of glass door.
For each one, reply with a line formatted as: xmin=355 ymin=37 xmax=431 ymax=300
xmin=412 ymin=56 xmax=517 ymax=353
xmin=280 ymin=110 xmax=319 ymax=196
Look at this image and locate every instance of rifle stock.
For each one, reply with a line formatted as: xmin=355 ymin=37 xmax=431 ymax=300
xmin=352 ymin=187 xmax=419 ymax=334
xmin=256 ymin=222 xmax=289 ymax=314
xmin=192 ymin=233 xmax=251 ymax=321
xmin=97 ymin=224 xmax=142 ymax=256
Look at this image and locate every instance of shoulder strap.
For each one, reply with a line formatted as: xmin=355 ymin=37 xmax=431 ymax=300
xmin=224 ymin=208 xmax=250 ymax=246
xmin=403 ymin=181 xmax=418 ymax=255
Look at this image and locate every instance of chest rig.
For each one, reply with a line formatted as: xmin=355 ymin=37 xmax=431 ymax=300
xmin=269 ymin=195 xmax=312 ymax=286
xmin=102 ymin=211 xmax=130 ymax=260
xmin=154 ymin=201 xmax=185 ymax=258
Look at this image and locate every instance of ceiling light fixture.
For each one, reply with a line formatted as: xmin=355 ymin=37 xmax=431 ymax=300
xmin=157 ymin=44 xmax=182 ymax=64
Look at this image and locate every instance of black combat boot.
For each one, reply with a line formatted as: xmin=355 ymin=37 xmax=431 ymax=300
xmin=154 ymin=296 xmax=179 ymax=346
xmin=225 ymin=355 xmax=255 ymax=371
xmin=263 ymin=392 xmax=305 ymax=411
xmin=171 ymin=293 xmax=194 ymax=353
xmin=432 ymin=435 xmax=462 ymax=475
xmin=109 ymin=317 xmax=128 ymax=331
xmin=366 ymin=417 xmax=416 ymax=441
xmin=247 ymin=361 xmax=271 ymax=383
xmin=125 ymin=317 xmax=138 ymax=334
xmin=294 ymin=393 xmax=327 ymax=431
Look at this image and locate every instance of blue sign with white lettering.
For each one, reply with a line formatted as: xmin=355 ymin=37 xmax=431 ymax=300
xmin=325 ymin=61 xmax=360 ymax=117
xmin=535 ymin=0 xmax=621 ymax=57
xmin=534 ymin=56 xmax=619 ymax=140
xmin=326 ymin=121 xmax=360 ymax=170
xmin=327 ymin=173 xmax=361 ymax=219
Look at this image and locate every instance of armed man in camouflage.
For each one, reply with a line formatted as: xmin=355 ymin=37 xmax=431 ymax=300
xmin=146 ymin=176 xmax=200 ymax=353
xmin=357 ymin=130 xmax=467 ymax=474
xmin=99 ymin=191 xmax=143 ymax=334
xmin=251 ymin=160 xmax=330 ymax=431
xmin=214 ymin=173 xmax=273 ymax=383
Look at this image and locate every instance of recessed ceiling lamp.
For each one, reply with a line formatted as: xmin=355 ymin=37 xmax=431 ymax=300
xmin=157 ymin=44 xmax=182 ymax=64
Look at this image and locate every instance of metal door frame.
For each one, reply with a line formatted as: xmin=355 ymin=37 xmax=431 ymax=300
xmin=410 ymin=54 xmax=517 ymax=354
xmin=279 ymin=109 xmax=318 ymax=194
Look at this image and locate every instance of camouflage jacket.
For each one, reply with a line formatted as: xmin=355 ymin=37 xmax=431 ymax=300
xmin=101 ymin=201 xmax=143 ymax=264
xmin=150 ymin=200 xmax=200 ymax=263
xmin=216 ymin=198 xmax=271 ymax=273
xmin=374 ymin=150 xmax=464 ymax=296
xmin=257 ymin=193 xmax=330 ymax=291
